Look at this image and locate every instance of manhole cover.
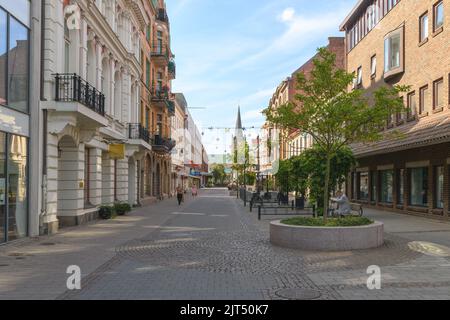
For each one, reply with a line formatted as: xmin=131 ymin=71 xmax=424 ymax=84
xmin=275 ymin=288 xmax=322 ymax=300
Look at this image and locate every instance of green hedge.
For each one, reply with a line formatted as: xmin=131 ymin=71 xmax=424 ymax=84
xmin=281 ymin=216 xmax=374 ymax=227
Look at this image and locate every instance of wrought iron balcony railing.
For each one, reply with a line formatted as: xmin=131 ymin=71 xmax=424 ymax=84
xmin=151 ymin=86 xmax=170 ymax=101
xmin=153 ymin=135 xmax=176 ymax=152
xmin=167 ymin=100 xmax=175 ymax=115
xmin=54 ymin=73 xmax=105 ymax=116
xmin=128 ymin=124 xmax=152 ymax=144
xmin=151 ymin=44 xmax=170 ymax=60
xmin=168 ymin=60 xmax=176 ymax=79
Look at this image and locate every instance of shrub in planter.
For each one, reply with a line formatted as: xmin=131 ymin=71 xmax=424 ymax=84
xmin=114 ymin=203 xmax=132 ymax=216
xmin=99 ymin=206 xmax=115 ymax=220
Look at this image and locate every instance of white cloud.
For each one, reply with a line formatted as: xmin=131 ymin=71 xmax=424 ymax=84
xmin=226 ymin=5 xmax=350 ymax=71
xmin=279 ymin=8 xmax=295 ymax=23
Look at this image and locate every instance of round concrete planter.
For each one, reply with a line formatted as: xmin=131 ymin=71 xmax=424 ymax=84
xmin=270 ymin=220 xmax=384 ymax=251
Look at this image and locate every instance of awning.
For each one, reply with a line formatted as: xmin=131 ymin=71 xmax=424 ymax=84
xmin=351 ymin=112 xmax=450 ymax=158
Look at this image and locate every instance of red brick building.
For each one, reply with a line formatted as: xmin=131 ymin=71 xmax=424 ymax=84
xmin=284 ymin=37 xmax=345 ymax=159
xmin=340 ymin=0 xmax=450 ymax=220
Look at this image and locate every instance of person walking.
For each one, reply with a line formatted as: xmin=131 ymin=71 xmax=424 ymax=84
xmin=191 ymin=185 xmax=198 ymax=197
xmin=176 ymin=185 xmax=184 ymax=206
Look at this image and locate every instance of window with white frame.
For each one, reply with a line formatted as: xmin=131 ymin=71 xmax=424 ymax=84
xmin=434 ymin=1 xmax=444 ymax=31
xmin=420 ymin=12 xmax=429 ymax=42
xmin=371 ymin=55 xmax=377 ymax=77
xmin=357 ymin=66 xmax=362 ymax=86
xmin=384 ymin=26 xmax=404 ymax=79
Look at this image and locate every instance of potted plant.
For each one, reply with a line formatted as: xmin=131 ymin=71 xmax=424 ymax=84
xmin=114 ymin=202 xmax=132 ymax=216
xmin=99 ymin=205 xmax=115 ymax=220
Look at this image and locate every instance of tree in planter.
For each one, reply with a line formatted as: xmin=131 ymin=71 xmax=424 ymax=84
xmin=264 ymin=47 xmax=408 ymax=221
xmin=300 ymin=145 xmax=356 ymax=215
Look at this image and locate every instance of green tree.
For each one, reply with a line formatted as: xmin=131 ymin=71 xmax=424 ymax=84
xmin=211 ymin=164 xmax=226 ymax=186
xmin=300 ymin=145 xmax=356 ymax=214
xmin=264 ymin=47 xmax=407 ymax=220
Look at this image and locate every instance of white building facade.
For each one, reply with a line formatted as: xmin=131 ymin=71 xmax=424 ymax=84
xmin=40 ymin=0 xmax=143 ymax=231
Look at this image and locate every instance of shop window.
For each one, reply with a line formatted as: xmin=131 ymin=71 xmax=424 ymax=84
xmin=358 ymin=172 xmax=369 ymax=201
xmin=380 ymin=170 xmax=394 ymax=203
xmin=409 ymin=167 xmax=428 ymax=207
xmin=0 ymin=132 xmax=28 ymax=243
xmin=370 ymin=171 xmax=377 ymax=202
xmin=397 ymin=169 xmax=404 ymax=205
xmin=435 ymin=166 xmax=444 ymax=209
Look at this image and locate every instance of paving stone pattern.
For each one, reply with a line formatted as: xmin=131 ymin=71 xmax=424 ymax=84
xmin=1 ymin=189 xmax=450 ymax=300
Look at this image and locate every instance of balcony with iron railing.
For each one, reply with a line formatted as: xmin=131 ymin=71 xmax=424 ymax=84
xmin=168 ymin=59 xmax=176 ymax=79
xmin=128 ymin=123 xmax=153 ymax=145
xmin=157 ymin=8 xmax=169 ymax=24
xmin=151 ymin=43 xmax=170 ymax=65
xmin=151 ymin=85 xmax=176 ymax=116
xmin=54 ymin=73 xmax=105 ymax=116
xmin=153 ymin=135 xmax=176 ymax=153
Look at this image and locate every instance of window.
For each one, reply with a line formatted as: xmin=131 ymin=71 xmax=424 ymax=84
xmin=434 ymin=1 xmax=444 ymax=31
xmin=435 ymin=166 xmax=444 ymax=209
xmin=358 ymin=172 xmax=369 ymax=201
xmin=0 ymin=132 xmax=28 ymax=243
xmin=419 ymin=85 xmax=429 ymax=114
xmin=84 ymin=148 xmax=90 ymax=206
xmin=384 ymin=25 xmax=405 ymax=80
xmin=64 ymin=19 xmax=71 ymax=73
xmin=371 ymin=55 xmax=377 ymax=77
xmin=397 ymin=169 xmax=404 ymax=205
xmin=396 ymin=97 xmax=405 ymax=123
xmin=0 ymin=9 xmax=29 ymax=113
xmin=420 ymin=12 xmax=429 ymax=42
xmin=433 ymin=78 xmax=444 ymax=109
xmin=407 ymin=91 xmax=416 ymax=118
xmin=409 ymin=167 xmax=428 ymax=207
xmin=357 ymin=66 xmax=362 ymax=86
xmin=0 ymin=0 xmax=30 ymax=27
xmin=145 ymin=59 xmax=150 ymax=88
xmin=370 ymin=171 xmax=377 ymax=202
xmin=380 ymin=170 xmax=394 ymax=203
xmin=0 ymin=9 xmax=6 ymax=105
xmin=146 ymin=25 xmax=151 ymax=42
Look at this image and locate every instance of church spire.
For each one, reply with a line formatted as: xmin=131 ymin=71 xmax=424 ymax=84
xmin=235 ymin=106 xmax=243 ymax=130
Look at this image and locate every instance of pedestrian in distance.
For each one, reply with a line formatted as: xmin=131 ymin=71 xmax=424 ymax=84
xmin=191 ymin=185 xmax=198 ymax=197
xmin=176 ymin=185 xmax=184 ymax=206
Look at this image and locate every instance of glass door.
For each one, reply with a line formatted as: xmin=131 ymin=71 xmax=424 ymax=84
xmin=7 ymin=135 xmax=28 ymax=241
xmin=0 ymin=132 xmax=6 ymax=243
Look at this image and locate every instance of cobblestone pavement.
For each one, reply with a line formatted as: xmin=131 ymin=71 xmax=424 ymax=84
xmin=1 ymin=189 xmax=450 ymax=300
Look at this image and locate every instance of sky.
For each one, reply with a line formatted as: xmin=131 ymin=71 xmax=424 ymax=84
xmin=166 ymin=0 xmax=357 ymax=157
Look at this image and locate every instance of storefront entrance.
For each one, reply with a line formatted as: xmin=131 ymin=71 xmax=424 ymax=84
xmin=0 ymin=132 xmax=28 ymax=244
